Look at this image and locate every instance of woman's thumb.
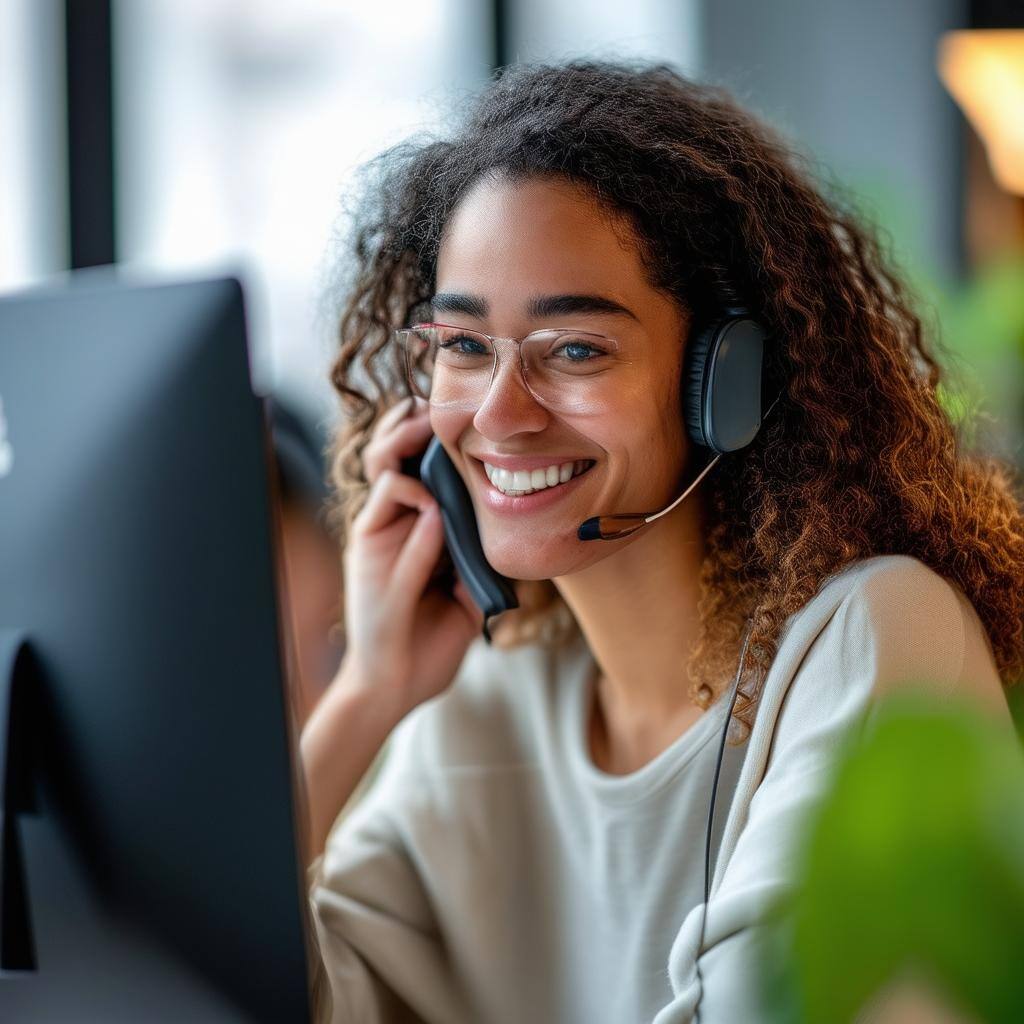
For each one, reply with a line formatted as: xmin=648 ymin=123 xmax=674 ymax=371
xmin=392 ymin=502 xmax=444 ymax=597
xmin=453 ymin=577 xmax=486 ymax=633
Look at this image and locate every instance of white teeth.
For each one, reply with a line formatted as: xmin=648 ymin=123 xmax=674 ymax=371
xmin=484 ymin=459 xmax=591 ymax=496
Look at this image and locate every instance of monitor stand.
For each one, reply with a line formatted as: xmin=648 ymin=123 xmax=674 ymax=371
xmin=1 ymin=628 xmax=35 ymax=973
xmin=0 ymin=630 xmax=249 ymax=1020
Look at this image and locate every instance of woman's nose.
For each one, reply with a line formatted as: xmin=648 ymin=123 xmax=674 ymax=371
xmin=471 ymin=356 xmax=550 ymax=440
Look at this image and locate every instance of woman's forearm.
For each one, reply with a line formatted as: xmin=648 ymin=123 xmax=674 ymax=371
xmin=299 ymin=658 xmax=404 ymax=864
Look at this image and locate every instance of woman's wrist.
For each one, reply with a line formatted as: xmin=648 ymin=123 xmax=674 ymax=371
xmin=300 ymin=658 xmax=407 ymax=862
xmin=327 ymin=654 xmax=412 ymax=731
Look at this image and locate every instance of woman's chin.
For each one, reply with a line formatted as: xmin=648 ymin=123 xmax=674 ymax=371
xmin=481 ymin=536 xmax=586 ymax=581
xmin=484 ymin=554 xmax=552 ymax=581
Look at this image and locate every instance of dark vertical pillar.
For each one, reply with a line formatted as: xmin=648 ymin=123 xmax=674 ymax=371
xmin=491 ymin=0 xmax=511 ymax=72
xmin=64 ymin=0 xmax=116 ymax=269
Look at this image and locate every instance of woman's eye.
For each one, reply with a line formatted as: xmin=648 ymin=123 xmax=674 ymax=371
xmin=441 ymin=335 xmax=488 ymax=355
xmin=555 ymin=340 xmax=602 ymax=361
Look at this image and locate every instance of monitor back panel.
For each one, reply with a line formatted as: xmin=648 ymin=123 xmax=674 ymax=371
xmin=0 ymin=275 xmax=312 ymax=1021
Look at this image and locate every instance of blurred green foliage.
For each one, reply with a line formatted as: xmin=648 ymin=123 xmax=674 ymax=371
xmin=934 ymin=256 xmax=1024 ymax=459
xmin=758 ymin=690 xmax=1024 ymax=1023
xmin=832 ymin=176 xmax=1024 ymax=461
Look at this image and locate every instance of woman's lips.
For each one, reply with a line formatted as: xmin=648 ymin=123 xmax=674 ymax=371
xmin=471 ymin=457 xmax=596 ymax=515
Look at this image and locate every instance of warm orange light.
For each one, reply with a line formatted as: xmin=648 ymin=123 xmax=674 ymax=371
xmin=938 ymin=29 xmax=1024 ymax=195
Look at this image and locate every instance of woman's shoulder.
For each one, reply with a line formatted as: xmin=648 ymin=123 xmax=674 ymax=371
xmin=815 ymin=552 xmax=998 ymax=690
xmin=763 ymin=553 xmax=1009 ymax=743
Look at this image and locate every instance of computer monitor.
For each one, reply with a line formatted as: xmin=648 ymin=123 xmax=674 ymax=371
xmin=0 ymin=272 xmax=313 ymax=1021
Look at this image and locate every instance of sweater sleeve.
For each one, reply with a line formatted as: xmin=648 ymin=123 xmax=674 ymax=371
xmin=652 ymin=557 xmax=1014 ymax=1024
xmin=305 ymin=709 xmax=474 ymax=1024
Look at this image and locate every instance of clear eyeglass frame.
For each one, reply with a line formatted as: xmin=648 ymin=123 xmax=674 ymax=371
xmin=393 ymin=321 xmax=627 ymax=415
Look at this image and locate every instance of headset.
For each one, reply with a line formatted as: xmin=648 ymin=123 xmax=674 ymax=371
xmin=578 ymin=279 xmax=777 ymax=1016
xmin=577 ymin=285 xmax=779 ymax=542
xmin=684 ymin=300 xmax=773 ymax=454
xmin=683 ymin=290 xmax=775 ymax=1021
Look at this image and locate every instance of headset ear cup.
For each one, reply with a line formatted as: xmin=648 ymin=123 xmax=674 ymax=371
xmin=683 ymin=320 xmax=718 ymax=450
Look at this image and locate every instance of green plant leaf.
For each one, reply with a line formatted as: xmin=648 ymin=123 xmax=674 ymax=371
xmin=760 ymin=690 xmax=1024 ymax=1023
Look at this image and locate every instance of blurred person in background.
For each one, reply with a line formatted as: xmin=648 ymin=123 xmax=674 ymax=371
xmin=268 ymin=395 xmax=345 ymax=730
xmin=300 ymin=59 xmax=1024 ymax=1023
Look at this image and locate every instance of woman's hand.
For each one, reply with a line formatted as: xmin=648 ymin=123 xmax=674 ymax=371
xmin=342 ymin=396 xmax=484 ymax=722
xmin=301 ymin=396 xmax=484 ymax=862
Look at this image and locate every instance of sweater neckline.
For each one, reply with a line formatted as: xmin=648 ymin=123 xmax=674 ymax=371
xmin=558 ymin=638 xmax=730 ymax=804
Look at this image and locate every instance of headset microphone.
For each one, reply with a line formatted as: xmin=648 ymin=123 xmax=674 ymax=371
xmin=578 ymin=308 xmax=777 ymax=541
xmin=577 ymin=452 xmax=722 ymax=541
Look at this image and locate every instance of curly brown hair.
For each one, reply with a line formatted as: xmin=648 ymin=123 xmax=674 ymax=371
xmin=324 ymin=58 xmax=1024 ymax=733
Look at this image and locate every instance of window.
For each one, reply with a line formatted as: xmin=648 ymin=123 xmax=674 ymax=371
xmin=114 ymin=0 xmax=490 ymax=416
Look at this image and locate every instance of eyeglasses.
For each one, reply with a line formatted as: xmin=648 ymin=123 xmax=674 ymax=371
xmin=393 ymin=322 xmax=634 ymax=415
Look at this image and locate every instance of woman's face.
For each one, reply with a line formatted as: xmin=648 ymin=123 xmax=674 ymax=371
xmin=431 ymin=173 xmax=693 ymax=580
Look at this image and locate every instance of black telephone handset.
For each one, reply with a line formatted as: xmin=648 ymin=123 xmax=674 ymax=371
xmin=401 ymin=435 xmax=519 ymax=644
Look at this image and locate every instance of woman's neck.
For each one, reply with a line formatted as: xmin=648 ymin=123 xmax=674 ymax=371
xmin=553 ymin=494 xmax=708 ymax=728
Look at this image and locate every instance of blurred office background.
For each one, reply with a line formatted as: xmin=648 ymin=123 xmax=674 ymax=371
xmin=4 ymin=9 xmax=1021 ymax=1017
xmin=3 ymin=0 xmax=1023 ymax=721
xmin=3 ymin=0 xmax=1023 ymax=463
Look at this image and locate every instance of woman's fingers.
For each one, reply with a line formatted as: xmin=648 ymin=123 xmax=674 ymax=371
xmin=363 ymin=412 xmax=434 ymax=483
xmin=390 ymin=501 xmax=446 ymax=598
xmin=375 ymin=394 xmax=427 ymax=433
xmin=376 ymin=394 xmax=417 ymax=430
xmin=352 ymin=469 xmax=435 ymax=537
xmin=351 ymin=467 xmax=448 ymax=615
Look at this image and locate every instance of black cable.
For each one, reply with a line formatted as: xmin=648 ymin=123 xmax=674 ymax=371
xmin=693 ymin=618 xmax=754 ymax=1022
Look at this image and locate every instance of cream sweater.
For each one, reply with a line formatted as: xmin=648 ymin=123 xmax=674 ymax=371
xmin=306 ymin=554 xmax=1013 ymax=1023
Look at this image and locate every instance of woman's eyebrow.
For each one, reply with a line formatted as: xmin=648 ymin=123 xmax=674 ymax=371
xmin=430 ymin=292 xmax=488 ymax=318
xmin=429 ymin=292 xmax=639 ymax=321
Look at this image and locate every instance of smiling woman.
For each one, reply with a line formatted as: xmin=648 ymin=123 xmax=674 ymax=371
xmin=423 ymin=172 xmax=697 ymax=590
xmin=301 ymin=59 xmax=1024 ymax=1024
